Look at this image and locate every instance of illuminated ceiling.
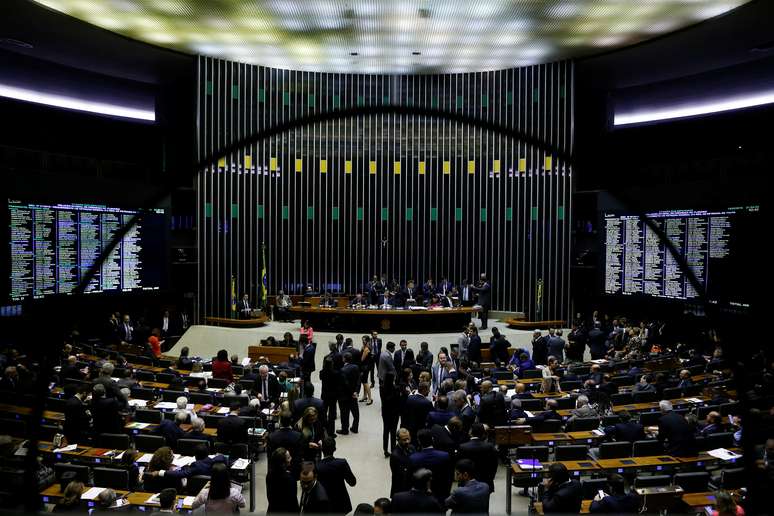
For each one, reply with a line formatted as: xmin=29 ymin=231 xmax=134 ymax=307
xmin=32 ymin=0 xmax=751 ymax=73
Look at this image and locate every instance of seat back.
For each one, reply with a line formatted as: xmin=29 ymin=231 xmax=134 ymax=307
xmin=662 ymin=387 xmax=682 ymax=400
xmin=46 ymin=397 xmax=68 ymax=412
xmin=719 ymin=402 xmax=738 ymax=416
xmin=238 ymin=379 xmax=255 ymax=392
xmin=97 ymin=433 xmax=131 ymax=450
xmin=554 ymin=397 xmax=576 ymax=410
xmin=599 ymin=441 xmax=632 ymax=459
xmin=93 ymin=467 xmax=129 ymax=490
xmin=673 ymin=472 xmax=710 ymax=493
xmin=130 ymin=387 xmax=156 ymax=401
xmin=134 ymin=370 xmax=155 ymax=382
xmin=632 ymin=440 xmax=663 ymax=457
xmin=520 ymin=399 xmax=544 ymax=411
xmin=705 ymin=432 xmax=734 ymax=450
xmin=601 ymin=415 xmax=621 ymax=427
xmin=523 ymin=369 xmax=542 ymax=379
xmin=555 ymin=445 xmax=588 ymax=461
xmin=568 ymin=417 xmax=599 ymax=432
xmin=134 ymin=409 xmax=163 ymax=424
xmin=207 ymin=378 xmax=229 ymax=389
xmin=134 ymin=434 xmax=166 ymax=453
xmin=156 ymin=373 xmax=176 ymax=384
xmin=633 ymin=475 xmax=671 ymax=488
xmin=638 ymin=411 xmax=662 ymax=427
xmin=560 ymin=380 xmax=582 ymax=391
xmin=177 ymin=439 xmax=210 ymax=456
xmin=493 ymin=371 xmax=513 ymax=381
xmin=718 ymin=468 xmax=745 ymax=490
xmin=611 ymin=393 xmax=633 ymax=405
xmin=202 ymin=414 xmax=224 ymax=428
xmin=54 ymin=463 xmax=89 ymax=485
xmin=187 ymin=475 xmax=211 ymax=496
xmin=516 ymin=446 xmax=549 ymax=462
xmin=189 ymin=392 xmax=214 ymax=405
xmin=532 ymin=419 xmax=563 ymax=433
xmin=161 ymin=390 xmax=187 ymax=403
xmin=611 ymin=375 xmax=635 ymax=387
xmin=632 ymin=391 xmax=658 ymax=403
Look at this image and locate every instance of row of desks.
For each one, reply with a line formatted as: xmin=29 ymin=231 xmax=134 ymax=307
xmin=505 ymin=451 xmax=741 ymax=514
xmin=533 ymin=492 xmax=723 ymax=515
xmin=41 ymin=484 xmax=197 ymax=511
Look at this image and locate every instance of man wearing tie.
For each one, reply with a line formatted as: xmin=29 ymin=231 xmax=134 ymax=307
xmin=432 ymin=352 xmax=456 ymax=395
xmin=459 ymin=279 xmax=475 ymax=307
xmin=159 ymin=310 xmax=171 ymax=338
xmin=438 ymin=276 xmax=452 ymax=296
xmin=370 ymin=331 xmax=383 ymax=388
xmin=256 ymin=365 xmax=280 ymax=405
xmin=394 ymin=340 xmax=415 ymax=372
xmin=470 ymin=273 xmax=492 ymax=330
xmin=237 ymin=294 xmax=252 ymax=319
xmin=119 ymin=314 xmax=134 ymax=343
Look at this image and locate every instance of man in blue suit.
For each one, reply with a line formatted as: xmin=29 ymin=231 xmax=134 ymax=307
xmin=147 ymin=443 xmax=226 ymax=480
xmin=589 ymin=473 xmax=641 ymax=513
xmin=445 ymin=458 xmax=491 ymax=515
xmin=426 ymin=396 xmax=455 ymax=427
xmin=154 ymin=412 xmax=187 ymax=448
xmin=410 ymin=429 xmax=452 ymax=505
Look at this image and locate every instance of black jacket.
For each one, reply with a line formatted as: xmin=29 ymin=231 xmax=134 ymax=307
xmin=657 ymin=411 xmax=697 ymax=457
xmin=389 ymin=444 xmax=415 ymax=496
xmin=299 ymin=481 xmax=330 ymax=514
xmin=401 ymin=394 xmax=433 ymax=438
xmin=391 ymin=488 xmax=444 ymax=514
xmin=430 ymin=424 xmax=462 ymax=458
xmin=316 ymin=456 xmax=357 ymax=514
xmin=302 ymin=344 xmax=316 ymax=373
xmin=266 ymin=468 xmax=299 ymax=514
xmin=467 ymin=336 xmax=482 ymax=363
xmin=589 ymin=492 xmax=642 ymax=513
xmin=477 ymin=391 xmax=506 ymax=427
xmin=268 ymin=427 xmax=304 ymax=477
xmin=92 ymin=397 xmax=123 ymax=435
xmin=154 ymin=420 xmax=185 ymax=449
xmin=531 ymin=337 xmax=548 ymax=365
xmin=216 ymin=414 xmax=248 ymax=445
xmin=541 ymin=479 xmax=582 ymax=513
xmin=63 ymin=396 xmax=90 ymax=443
xmin=458 ymin=438 xmax=498 ymax=493
xmin=254 ymin=375 xmax=281 ymax=403
xmin=393 ymin=348 xmax=415 ymax=372
xmin=339 ymin=363 xmax=361 ymax=398
xmin=605 ymin=421 xmax=646 ymax=443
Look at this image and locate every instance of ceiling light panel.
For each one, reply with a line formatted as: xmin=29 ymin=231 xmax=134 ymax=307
xmin=32 ymin=0 xmax=751 ymax=73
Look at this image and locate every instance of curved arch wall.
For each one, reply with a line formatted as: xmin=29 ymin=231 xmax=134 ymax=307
xmin=196 ymin=56 xmax=574 ymax=321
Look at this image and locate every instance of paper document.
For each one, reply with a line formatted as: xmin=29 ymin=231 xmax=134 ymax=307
xmin=126 ymin=422 xmax=150 ymax=429
xmin=53 ymin=444 xmax=78 ymax=453
xmin=154 ymin=402 xmax=178 ymax=410
xmin=261 ymin=408 xmax=271 ymax=415
xmin=173 ymin=455 xmax=197 ymax=467
xmin=217 ymin=407 xmax=231 ymax=414
xmin=231 ymin=458 xmax=249 ymax=470
xmin=136 ymin=453 xmax=153 ymax=463
xmin=182 ymin=496 xmax=196 ymax=507
xmin=81 ymin=487 xmax=105 ymax=500
xmin=128 ymin=399 xmax=147 ymax=407
xmin=707 ymin=448 xmax=741 ymax=461
xmin=592 ymin=429 xmax=605 ymax=436
xmin=683 ymin=397 xmax=703 ymax=404
xmin=241 ymin=357 xmax=251 ymax=366
xmin=524 ymin=411 xmax=535 ymax=418
xmin=145 ymin=493 xmax=161 ymax=505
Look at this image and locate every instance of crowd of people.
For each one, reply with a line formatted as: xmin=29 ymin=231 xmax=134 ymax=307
xmin=1 ymin=308 xmax=773 ymax=514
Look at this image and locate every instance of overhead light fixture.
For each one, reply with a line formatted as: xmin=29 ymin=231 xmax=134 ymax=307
xmin=614 ymin=90 xmax=774 ymax=126
xmin=0 ymin=83 xmax=155 ymax=121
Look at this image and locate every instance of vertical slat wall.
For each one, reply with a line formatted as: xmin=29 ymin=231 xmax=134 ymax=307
xmin=197 ymin=57 xmax=573 ymax=321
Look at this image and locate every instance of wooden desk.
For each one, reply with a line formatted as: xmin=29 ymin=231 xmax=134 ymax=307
xmin=595 ymin=455 xmax=680 ymax=472
xmin=248 ymin=345 xmax=296 ymax=364
xmin=530 ymin=433 xmax=571 ymax=444
xmin=505 ymin=319 xmax=565 ymax=330
xmin=568 ymin=492 xmax=719 ymax=514
xmin=511 ymin=460 xmax=600 ymax=475
xmin=288 ymin=306 xmax=478 ymax=332
xmin=203 ymin=314 xmax=268 ymax=328
xmin=0 ymin=403 xmax=65 ymax=422
xmin=41 ymin=484 xmax=195 ymax=510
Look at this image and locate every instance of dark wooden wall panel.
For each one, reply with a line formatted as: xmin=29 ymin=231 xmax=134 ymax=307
xmin=196 ymin=57 xmax=573 ymax=320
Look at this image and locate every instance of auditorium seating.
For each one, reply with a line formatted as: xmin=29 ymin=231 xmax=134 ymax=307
xmin=92 ymin=467 xmax=130 ymax=490
xmin=673 ymin=472 xmax=710 ymax=492
xmin=555 ymin=445 xmax=589 ymax=461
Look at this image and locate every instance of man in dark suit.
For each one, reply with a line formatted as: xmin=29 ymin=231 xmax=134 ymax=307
xmin=489 ymin=328 xmax=512 ymax=365
xmin=147 ymin=443 xmax=226 ymax=481
xmin=59 ymin=356 xmax=85 ymax=383
xmin=301 ymin=339 xmax=316 ymax=382
xmin=589 ymin=473 xmax=641 ymax=513
xmin=155 ymin=412 xmax=187 ymax=448
xmin=117 ymin=314 xmax=135 ymax=343
xmin=459 ymin=279 xmax=475 ymax=307
xmin=254 ymin=365 xmax=281 ymax=405
xmin=452 ymin=390 xmax=475 ymax=433
xmin=541 ymin=463 xmax=582 ymax=513
xmin=299 ymin=462 xmax=330 ymax=513
xmin=476 ymin=381 xmax=506 ymax=428
xmin=370 ymin=331 xmax=383 ymax=387
xmin=337 ymin=351 xmax=361 ymax=435
xmin=390 ymin=428 xmax=416 ymax=496
xmin=237 ymin=294 xmax=252 ymax=319
xmin=320 ymin=344 xmax=342 ymax=436
xmin=216 ymin=403 xmax=248 ymax=446
xmin=470 ymin=273 xmax=491 ymax=329
xmin=63 ymin=385 xmax=91 ymax=443
xmin=401 ymin=382 xmax=433 ymax=443
xmin=459 ymin=423 xmax=498 ymax=493
xmin=536 ymin=399 xmax=562 ymax=423
xmin=426 ymin=395 xmax=455 ymax=428
xmin=393 ymin=340 xmax=415 ymax=373
xmin=316 ymin=437 xmax=357 ymax=515
xmin=445 ymin=458 xmax=491 ymax=515
xmin=430 ymin=417 xmax=464 ymax=458
xmin=547 ymin=329 xmax=566 ymax=364
xmin=657 ymin=400 xmax=697 ymax=457
xmin=530 ymin=330 xmax=548 ymax=366
xmin=268 ymin=414 xmax=304 ymax=478
xmin=698 ymin=411 xmax=724 ymax=437
xmin=604 ymin=411 xmax=645 ymax=442
xmin=588 ymin=323 xmax=608 ymax=360
xmin=391 ymin=468 xmax=444 ymax=514
xmin=410 ymin=429 xmax=453 ymax=505
xmin=467 ymin=328 xmax=482 ymax=364
xmin=91 ymin=384 xmax=123 ymax=435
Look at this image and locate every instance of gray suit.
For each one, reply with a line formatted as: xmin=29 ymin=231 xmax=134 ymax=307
xmin=378 ymin=351 xmax=396 ymax=383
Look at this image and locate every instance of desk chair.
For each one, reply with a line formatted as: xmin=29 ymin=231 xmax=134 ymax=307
xmin=710 ymin=467 xmax=745 ymax=490
xmin=532 ymin=419 xmax=563 ymax=433
xmin=135 ymin=370 xmax=155 ymax=382
xmin=633 ymin=475 xmax=671 ymax=488
xmin=673 ymin=472 xmax=710 ymax=492
xmin=633 ymin=440 xmax=664 ymax=457
xmin=705 ymin=432 xmax=734 ymax=450
xmin=581 ymin=478 xmax=609 ymax=500
xmin=493 ymin=371 xmax=513 ymax=381
xmin=46 ymin=397 xmax=68 ymax=412
xmin=523 ymin=370 xmax=543 ymax=379
xmin=133 ymin=356 xmax=154 ymax=366
xmin=130 ymin=387 xmax=156 ymax=401
xmin=189 ymin=392 xmax=213 ymax=405
xmin=134 ymin=434 xmax=166 ymax=453
xmin=697 ymin=405 xmax=720 ymax=419
xmin=638 ymin=411 xmax=661 ymax=427
xmin=93 ymin=467 xmax=129 ymax=490
xmin=207 ymin=378 xmax=229 ymax=389
xmin=156 ymin=373 xmax=176 ymax=384
xmin=560 ymin=380 xmax=582 ymax=391
xmin=555 ymin=445 xmax=588 ymax=461
xmin=567 ymin=417 xmax=599 ymax=432
xmin=187 ymin=475 xmax=210 ymax=496
xmin=177 ymin=439 xmax=211 ymax=456
xmin=611 ymin=393 xmax=633 ymax=405
xmin=97 ymin=433 xmax=131 ymax=450
xmin=520 ymin=399 xmax=544 ymax=411
xmin=554 ymin=397 xmax=576 ymax=410
xmin=161 ymin=390 xmax=187 ymax=403
xmin=632 ymin=391 xmax=658 ymax=403
xmin=54 ymin=463 xmax=89 ymax=485
xmin=595 ymin=441 xmax=632 ymax=459
xmin=134 ymin=409 xmax=163 ymax=424
xmin=662 ymin=387 xmax=683 ymax=400
xmin=601 ymin=415 xmax=621 ymax=427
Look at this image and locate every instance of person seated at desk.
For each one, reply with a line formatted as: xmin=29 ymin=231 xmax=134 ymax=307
xmin=152 ymin=443 xmax=227 ymax=481
xmin=155 ymin=412 xmax=188 ymax=449
xmin=698 ymin=411 xmax=724 ymax=437
xmin=212 ymin=349 xmax=234 ymax=383
xmin=508 ymin=398 xmax=529 ymax=423
xmin=143 ymin=447 xmax=183 ymax=493
xmin=657 ymin=400 xmax=697 ymax=457
xmin=186 ymin=417 xmax=212 ymax=444
xmin=303 ymin=284 xmax=318 ymax=297
xmin=319 ymin=291 xmax=336 ymax=308
xmin=589 ymin=473 xmax=641 ymax=513
xmin=540 ymin=463 xmax=582 ymax=513
xmin=439 ymin=291 xmax=454 ymax=308
xmin=604 ymin=410 xmax=645 ymax=442
xmin=535 ymin=398 xmax=562 ymax=423
xmin=508 ymin=352 xmax=535 ymax=378
xmin=379 ymin=291 xmax=397 ymax=309
xmin=403 ymin=280 xmax=420 ymax=306
xmin=350 ymin=292 xmax=368 ymax=308
xmin=53 ymin=480 xmax=85 ymax=513
xmin=149 ymin=488 xmax=177 ymax=516
xmin=633 ymin=374 xmax=656 ymax=393
xmin=677 ymin=369 xmax=694 ymax=391
xmin=427 ymin=294 xmax=442 ymax=309
xmin=176 ymin=346 xmax=193 ymax=370
xmin=91 ymin=489 xmax=127 ymax=515
xmin=275 ymin=290 xmax=293 ymax=321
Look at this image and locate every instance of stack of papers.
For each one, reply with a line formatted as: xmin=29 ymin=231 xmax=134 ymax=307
xmin=241 ymin=357 xmax=251 ymax=366
xmin=683 ymin=397 xmax=704 ymax=404
xmin=707 ymin=448 xmax=741 ymax=461
xmin=516 ymin=459 xmax=542 ymax=470
xmin=126 ymin=422 xmax=150 ymax=429
xmin=145 ymin=493 xmax=161 ymax=505
xmin=81 ymin=487 xmax=106 ymax=500
xmin=217 ymin=407 xmax=231 ymax=414
xmin=128 ymin=399 xmax=148 ymax=408
xmin=154 ymin=402 xmax=178 ymax=410
xmin=261 ymin=408 xmax=272 ymax=416
xmin=136 ymin=454 xmax=153 ymax=464
xmin=182 ymin=496 xmax=196 ymax=507
xmin=53 ymin=444 xmax=78 ymax=453
xmin=172 ymin=455 xmax=197 ymax=468
xmin=231 ymin=458 xmax=249 ymax=470
xmin=591 ymin=429 xmax=605 ymax=436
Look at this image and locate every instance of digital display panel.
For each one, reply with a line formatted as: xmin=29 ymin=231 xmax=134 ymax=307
xmin=7 ymin=200 xmax=165 ymax=302
xmin=603 ymin=205 xmax=757 ymax=308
